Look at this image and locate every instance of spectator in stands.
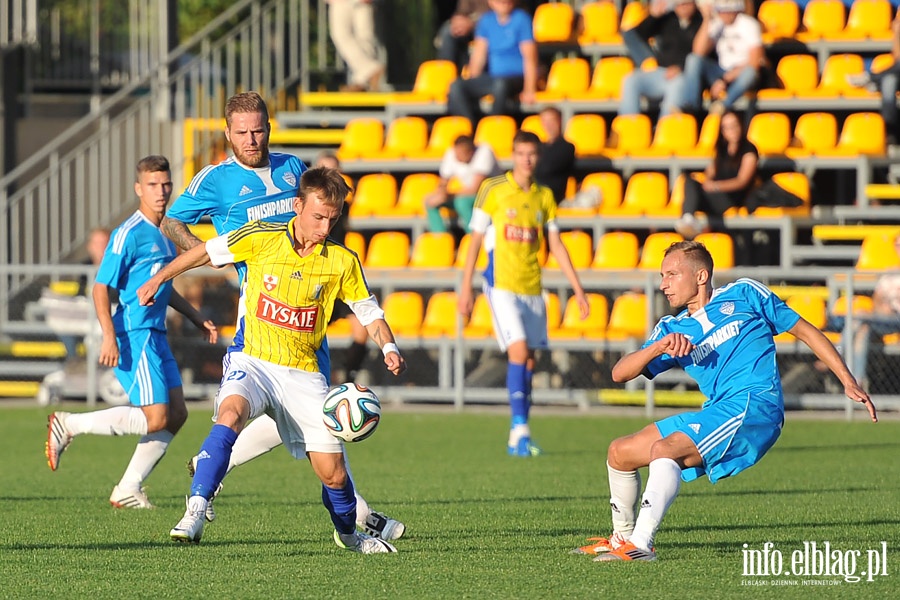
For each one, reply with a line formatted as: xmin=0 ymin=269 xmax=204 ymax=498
xmin=447 ymin=0 xmax=538 ymax=126
xmin=618 ymin=0 xmax=703 ymax=117
xmin=674 ymin=110 xmax=758 ymax=239
xmin=678 ymin=0 xmax=763 ymax=115
xmin=424 ymin=134 xmax=502 ymax=233
xmin=327 ymin=0 xmax=385 ymax=92
xmin=436 ymin=0 xmax=490 ymax=72
xmin=315 ymin=151 xmax=370 ymax=383
xmin=847 ymin=13 xmax=900 ymax=145
xmin=533 ymin=106 xmax=575 ymax=204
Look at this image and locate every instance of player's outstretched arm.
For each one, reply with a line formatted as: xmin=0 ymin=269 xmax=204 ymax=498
xmin=167 ymin=290 xmax=218 ymax=345
xmin=611 ymin=333 xmax=694 ymax=383
xmin=364 ymin=318 xmax=407 ymax=376
xmin=137 ymin=244 xmax=212 ymax=306
xmin=161 ymin=216 xmax=204 ymax=251
xmin=457 ymin=229 xmax=485 ymax=318
xmin=547 ymin=229 xmax=589 ymax=319
xmin=789 ymin=318 xmax=878 ymax=422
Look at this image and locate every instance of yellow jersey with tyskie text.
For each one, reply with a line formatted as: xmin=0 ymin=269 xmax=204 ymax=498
xmin=474 ymin=172 xmax=556 ymax=296
xmin=207 ymin=218 xmax=371 ymax=372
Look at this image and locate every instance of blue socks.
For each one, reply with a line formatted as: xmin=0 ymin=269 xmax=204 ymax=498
xmin=508 ymin=361 xmax=529 ymax=427
xmin=525 ymin=366 xmax=533 ymax=420
xmin=190 ymin=424 xmax=237 ymax=500
xmin=322 ymin=481 xmax=357 ymax=535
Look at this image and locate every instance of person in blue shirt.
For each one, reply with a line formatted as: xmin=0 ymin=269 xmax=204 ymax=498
xmin=446 ymin=0 xmax=537 ymax=125
xmin=576 ymin=240 xmax=878 ymax=562
xmin=45 ymin=155 xmax=218 ymax=510
xmin=160 ymin=91 xmax=405 ymax=541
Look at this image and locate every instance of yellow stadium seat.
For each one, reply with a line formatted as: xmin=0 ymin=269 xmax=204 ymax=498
xmin=758 ymin=0 xmax=801 ymax=43
xmin=564 ymin=113 xmax=607 ymax=157
xmin=833 ymin=0 xmax=892 ymax=40
xmin=535 ymin=58 xmax=591 ymax=101
xmin=606 ymin=113 xmax=652 ymax=158
xmin=410 ymin=232 xmax=456 ymax=269
xmin=553 ymin=293 xmax=610 ymax=340
xmin=570 ymin=56 xmax=634 ymax=101
xmin=545 ymin=292 xmax=562 ymax=333
xmin=747 ymin=112 xmax=791 ymax=156
xmin=757 ymin=54 xmax=819 ymax=100
xmin=615 ymin=171 xmax=669 ymax=216
xmin=620 ymin=1 xmax=649 ymax=31
xmin=639 ymin=232 xmax=684 ymax=270
xmin=802 ymin=54 xmax=872 ymax=98
xmin=856 ymin=233 xmax=900 ymax=270
xmin=422 ymin=116 xmax=473 ymax=159
xmin=405 ymin=60 xmax=457 ymax=102
xmin=796 ymin=0 xmax=847 ymax=42
xmin=463 ymin=293 xmax=494 ymax=338
xmin=474 ymin=115 xmax=517 ymax=158
xmin=336 ymin=118 xmax=384 ymax=161
xmin=377 ymin=116 xmax=429 ymax=159
xmin=785 ymin=112 xmax=838 ymax=158
xmin=592 ymin=231 xmax=639 ymax=270
xmin=872 ymin=52 xmax=896 ymax=74
xmin=533 ymin=2 xmax=575 ymax=42
xmin=753 ymin=172 xmax=812 ymax=217
xmin=684 ymin=113 xmax=720 ymax=158
xmin=578 ymin=1 xmax=621 ymax=45
xmin=774 ymin=294 xmax=827 ymax=343
xmin=348 ymin=173 xmax=397 ymax=218
xmin=420 ymin=291 xmax=460 ymax=337
xmin=327 ymin=317 xmax=353 ymax=337
xmin=694 ymin=232 xmax=735 ymax=270
xmin=578 ymin=172 xmax=622 ymax=215
xmin=382 ymin=291 xmax=424 ymax=337
xmin=545 ymin=230 xmax=594 ymax=269
xmin=605 ymin=292 xmax=649 ymax=340
xmin=832 ymin=294 xmax=875 ymax=317
xmin=391 ymin=173 xmax=440 ymax=217
xmin=364 ymin=231 xmax=410 ymax=269
xmin=455 ymin=233 xmax=489 ymax=269
xmin=659 ymin=172 xmax=691 ymax=217
xmin=343 ymin=231 xmax=366 ymax=263
xmin=819 ymin=112 xmax=886 ymax=157
xmin=641 ymin=113 xmax=698 ymax=157
xmin=521 ymin=114 xmax=548 ymax=141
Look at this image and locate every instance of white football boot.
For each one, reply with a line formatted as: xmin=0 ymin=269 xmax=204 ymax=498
xmin=45 ymin=412 xmax=73 ymax=471
xmin=170 ymin=497 xmax=207 ymax=544
xmin=333 ymin=530 xmax=397 ymax=554
xmin=109 ymin=485 xmax=154 ymax=509
xmin=361 ymin=510 xmax=406 ymax=541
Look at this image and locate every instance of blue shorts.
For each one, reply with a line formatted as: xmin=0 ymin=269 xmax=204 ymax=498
xmin=115 ymin=329 xmax=181 ymax=406
xmin=655 ymin=392 xmax=784 ymax=484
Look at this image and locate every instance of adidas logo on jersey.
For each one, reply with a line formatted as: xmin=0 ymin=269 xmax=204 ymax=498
xmin=197 ymin=450 xmax=211 ymax=460
xmin=688 ymin=423 xmax=701 ymax=434
xmin=290 ymin=271 xmax=303 ymax=281
xmin=239 ymin=185 xmax=253 ymax=196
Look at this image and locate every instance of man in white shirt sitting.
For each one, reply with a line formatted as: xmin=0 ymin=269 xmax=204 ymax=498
xmin=678 ymin=0 xmax=763 ymax=114
xmin=424 ymin=135 xmax=502 ymax=233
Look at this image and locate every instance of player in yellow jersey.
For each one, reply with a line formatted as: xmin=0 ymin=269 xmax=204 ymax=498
xmin=458 ymin=130 xmax=590 ymax=456
xmin=137 ymin=167 xmax=406 ymax=553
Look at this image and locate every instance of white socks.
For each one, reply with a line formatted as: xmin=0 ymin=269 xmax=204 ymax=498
xmin=630 ymin=458 xmax=682 ymax=551
xmin=65 ymin=406 xmax=148 ymax=436
xmin=607 ymin=462 xmax=641 ymax=538
xmin=118 ymin=430 xmax=174 ymax=490
xmin=187 ymin=494 xmax=209 ymax=515
xmin=226 ymin=415 xmax=282 ymax=473
xmin=508 ymin=424 xmax=530 ymax=446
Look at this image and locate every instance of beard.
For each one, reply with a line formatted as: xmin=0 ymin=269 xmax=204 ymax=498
xmin=232 ymin=144 xmax=269 ymax=168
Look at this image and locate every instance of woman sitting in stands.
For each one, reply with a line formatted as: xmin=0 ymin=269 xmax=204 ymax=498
xmin=674 ymin=110 xmax=758 ymax=239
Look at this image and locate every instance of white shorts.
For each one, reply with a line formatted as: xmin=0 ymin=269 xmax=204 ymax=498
xmin=217 ymin=352 xmax=343 ymax=457
xmin=484 ymin=284 xmax=549 ymax=351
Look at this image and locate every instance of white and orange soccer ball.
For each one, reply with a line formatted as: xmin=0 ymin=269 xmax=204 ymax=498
xmin=322 ymin=383 xmax=382 ymax=443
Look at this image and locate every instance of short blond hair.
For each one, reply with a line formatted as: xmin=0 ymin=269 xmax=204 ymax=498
xmin=225 ymin=91 xmax=269 ymax=128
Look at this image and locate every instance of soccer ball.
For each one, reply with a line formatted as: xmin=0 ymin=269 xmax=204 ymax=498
xmin=322 ymin=383 xmax=381 ymax=443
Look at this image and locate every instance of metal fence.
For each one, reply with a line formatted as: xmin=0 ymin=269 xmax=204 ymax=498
xmin=0 ymin=0 xmax=36 ymax=47
xmin=3 ymin=262 xmax=893 ymax=420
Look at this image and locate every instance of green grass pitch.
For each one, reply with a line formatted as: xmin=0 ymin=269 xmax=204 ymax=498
xmin=1 ymin=406 xmax=897 ymax=599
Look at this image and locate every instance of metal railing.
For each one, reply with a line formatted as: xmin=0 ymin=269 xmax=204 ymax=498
xmin=0 ymin=0 xmax=36 ymax=47
xmin=0 ymin=0 xmax=304 ymax=312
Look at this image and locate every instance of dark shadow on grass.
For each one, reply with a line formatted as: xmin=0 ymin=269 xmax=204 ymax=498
xmin=2 ymin=536 xmax=338 ymax=554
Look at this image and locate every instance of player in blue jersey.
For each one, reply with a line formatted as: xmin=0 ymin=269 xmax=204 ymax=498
xmin=575 ymin=240 xmax=878 ymax=562
xmin=45 ymin=155 xmax=218 ymax=509
xmin=160 ymin=92 xmax=404 ymax=540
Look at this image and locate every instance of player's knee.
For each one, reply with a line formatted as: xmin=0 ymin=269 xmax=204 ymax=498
xmin=144 ymin=411 xmax=168 ymax=433
xmin=607 ymin=437 xmax=629 ymax=469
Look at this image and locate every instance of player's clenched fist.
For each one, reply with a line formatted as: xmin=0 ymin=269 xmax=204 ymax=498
xmin=137 ymin=279 xmax=161 ymax=306
xmin=656 ymin=332 xmax=694 ymax=358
